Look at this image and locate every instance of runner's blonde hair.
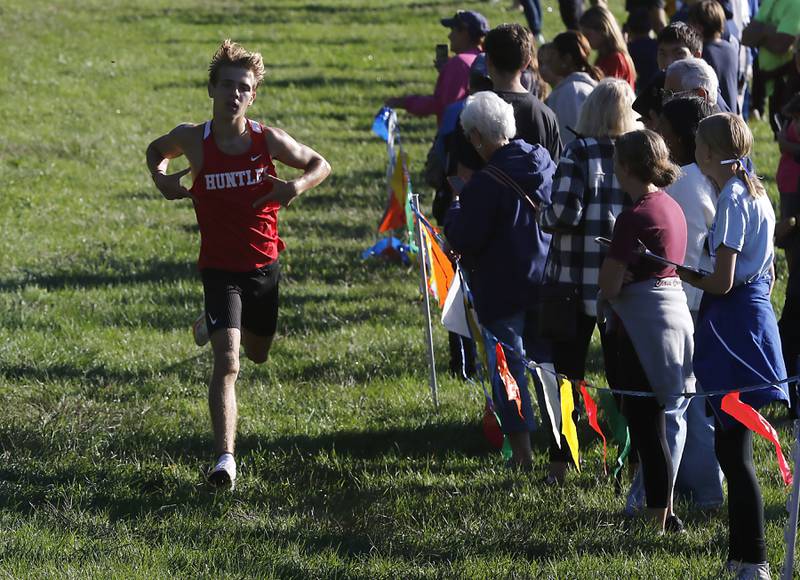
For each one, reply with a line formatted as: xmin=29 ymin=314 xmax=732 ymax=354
xmin=208 ymin=39 xmax=265 ymax=88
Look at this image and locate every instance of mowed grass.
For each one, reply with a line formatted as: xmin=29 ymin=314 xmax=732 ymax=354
xmin=0 ymin=0 xmax=794 ymax=577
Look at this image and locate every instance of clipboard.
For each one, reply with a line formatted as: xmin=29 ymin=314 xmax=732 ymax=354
xmin=594 ymin=237 xmax=710 ymax=277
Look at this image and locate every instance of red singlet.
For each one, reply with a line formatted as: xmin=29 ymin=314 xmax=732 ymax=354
xmin=190 ymin=119 xmax=285 ymax=272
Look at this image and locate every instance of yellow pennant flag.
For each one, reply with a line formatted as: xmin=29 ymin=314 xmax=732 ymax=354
xmin=560 ymin=376 xmax=580 ymax=472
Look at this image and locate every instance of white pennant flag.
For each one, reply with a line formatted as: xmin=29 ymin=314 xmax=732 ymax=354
xmin=441 ymin=273 xmax=471 ymax=338
xmin=534 ymin=363 xmax=562 ymax=449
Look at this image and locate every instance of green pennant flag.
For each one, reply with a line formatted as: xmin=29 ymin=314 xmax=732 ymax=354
xmin=595 ymin=389 xmax=631 ymax=480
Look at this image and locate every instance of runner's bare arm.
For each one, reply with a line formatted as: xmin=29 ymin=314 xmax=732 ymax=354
xmin=146 ymin=124 xmax=197 ymax=200
xmin=252 ymin=127 xmax=331 ymax=208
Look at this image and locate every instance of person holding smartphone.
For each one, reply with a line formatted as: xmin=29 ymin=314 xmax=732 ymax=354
xmin=385 ymin=10 xmax=488 ymax=126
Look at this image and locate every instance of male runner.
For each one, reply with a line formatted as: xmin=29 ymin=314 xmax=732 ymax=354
xmin=146 ymin=40 xmax=331 ymax=488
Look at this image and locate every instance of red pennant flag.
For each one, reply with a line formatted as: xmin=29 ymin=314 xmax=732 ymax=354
xmin=580 ymin=381 xmax=608 ymax=475
xmin=721 ymin=392 xmax=792 ymax=486
xmin=495 ymin=343 xmax=524 ymax=420
xmin=482 ymin=402 xmax=504 ymax=449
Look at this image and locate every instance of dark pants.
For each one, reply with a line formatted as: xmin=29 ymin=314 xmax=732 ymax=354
xmin=779 ymin=193 xmax=800 ymax=408
xmin=519 ymin=0 xmax=542 ymax=34
xmin=538 ymin=312 xmax=614 ymax=463
xmin=558 ymin=0 xmax=583 ymax=30
xmin=610 ymin=327 xmax=672 ymax=508
xmin=448 ymin=331 xmax=476 ymax=380
xmin=715 ymin=421 xmax=767 ymax=564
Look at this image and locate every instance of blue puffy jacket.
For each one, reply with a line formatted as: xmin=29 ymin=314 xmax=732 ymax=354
xmin=445 ymin=139 xmax=555 ymax=323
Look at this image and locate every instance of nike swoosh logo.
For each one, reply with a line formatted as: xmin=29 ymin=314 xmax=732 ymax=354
xmin=250 ymin=154 xmax=262 ymax=162
xmin=208 ymin=314 xmax=218 ymax=325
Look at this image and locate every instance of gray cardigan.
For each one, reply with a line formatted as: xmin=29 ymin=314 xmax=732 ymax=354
xmin=604 ymin=278 xmax=696 ymax=405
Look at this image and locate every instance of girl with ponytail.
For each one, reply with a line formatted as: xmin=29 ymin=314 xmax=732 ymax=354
xmin=597 ymin=129 xmax=694 ymax=533
xmin=681 ymin=112 xmax=788 ymax=577
xmin=544 ymin=31 xmax=603 ymax=145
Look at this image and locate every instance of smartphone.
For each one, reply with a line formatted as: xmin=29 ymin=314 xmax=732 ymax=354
xmin=435 ymin=44 xmax=449 ymax=63
xmin=447 ymin=175 xmax=465 ymax=194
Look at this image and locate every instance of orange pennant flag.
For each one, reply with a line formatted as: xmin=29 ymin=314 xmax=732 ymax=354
xmin=580 ymin=381 xmax=608 ymax=475
xmin=721 ymin=392 xmax=792 ymax=486
xmin=422 ymin=223 xmax=454 ymax=308
xmin=495 ymin=343 xmax=524 ymax=420
xmin=378 ymin=151 xmax=409 ymax=233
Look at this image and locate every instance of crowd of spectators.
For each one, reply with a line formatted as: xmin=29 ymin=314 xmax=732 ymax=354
xmin=389 ymin=3 xmax=800 ymax=577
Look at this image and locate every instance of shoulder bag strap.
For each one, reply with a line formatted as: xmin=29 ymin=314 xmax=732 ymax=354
xmin=482 ymin=164 xmax=539 ymax=212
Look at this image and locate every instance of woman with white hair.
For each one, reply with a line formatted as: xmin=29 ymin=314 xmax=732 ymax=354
xmin=445 ymin=90 xmax=556 ymax=469
xmin=537 ymin=77 xmax=640 ymax=484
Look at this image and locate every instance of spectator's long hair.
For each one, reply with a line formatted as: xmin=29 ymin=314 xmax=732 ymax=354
xmin=575 ymin=78 xmax=639 ymax=138
xmin=551 ymin=30 xmax=603 ymax=82
xmin=615 ymin=130 xmax=680 ymax=188
xmin=523 ymin=28 xmax=549 ymax=99
xmin=579 ymin=6 xmax=636 ymax=83
xmin=697 ymin=113 xmax=766 ymax=199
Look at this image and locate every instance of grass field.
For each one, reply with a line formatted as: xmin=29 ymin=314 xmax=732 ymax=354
xmin=0 ymin=0 xmax=795 ymax=577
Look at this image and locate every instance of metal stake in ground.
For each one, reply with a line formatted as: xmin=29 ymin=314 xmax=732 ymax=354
xmin=782 ymin=418 xmax=800 ymax=580
xmin=411 ymin=193 xmax=439 ymax=410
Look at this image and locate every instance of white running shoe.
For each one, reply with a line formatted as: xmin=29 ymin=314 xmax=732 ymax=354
xmin=192 ymin=312 xmax=209 ymax=347
xmin=730 ymin=561 xmax=770 ymax=580
xmin=208 ymin=453 xmax=236 ymax=489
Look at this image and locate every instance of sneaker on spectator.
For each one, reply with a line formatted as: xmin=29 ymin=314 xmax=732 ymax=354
xmin=208 ymin=453 xmax=236 ymax=489
xmin=664 ymin=514 xmax=685 ymax=533
xmin=724 ymin=560 xmax=741 ymax=575
xmin=733 ymin=562 xmax=770 ymax=580
xmin=192 ymin=312 xmax=209 ymax=347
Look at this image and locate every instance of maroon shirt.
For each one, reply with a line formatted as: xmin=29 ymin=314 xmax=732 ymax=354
xmin=608 ymin=189 xmax=687 ymax=282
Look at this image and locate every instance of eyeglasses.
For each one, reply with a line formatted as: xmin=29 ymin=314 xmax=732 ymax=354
xmin=659 ymin=88 xmax=697 ymax=104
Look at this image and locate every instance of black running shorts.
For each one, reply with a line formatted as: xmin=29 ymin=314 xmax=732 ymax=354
xmin=200 ymin=261 xmax=280 ymax=338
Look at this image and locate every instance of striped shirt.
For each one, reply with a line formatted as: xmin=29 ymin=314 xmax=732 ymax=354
xmin=538 ymin=137 xmax=630 ymax=316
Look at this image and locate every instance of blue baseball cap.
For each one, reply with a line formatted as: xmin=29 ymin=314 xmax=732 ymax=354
xmin=441 ymin=11 xmax=490 ymax=41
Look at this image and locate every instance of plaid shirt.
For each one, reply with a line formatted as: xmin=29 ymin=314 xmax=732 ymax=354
xmin=538 ymin=137 xmax=630 ymax=316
